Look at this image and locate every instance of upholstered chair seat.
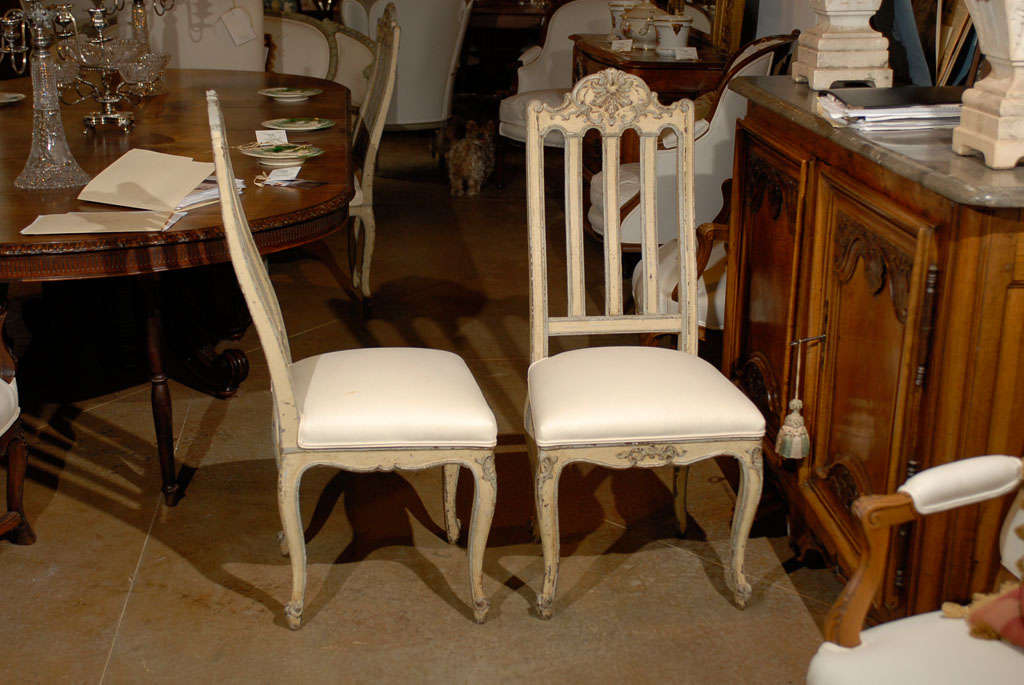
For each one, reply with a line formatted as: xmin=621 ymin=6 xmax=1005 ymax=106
xmin=527 ymin=346 xmax=764 ymax=449
xmin=292 ymin=348 xmax=497 ymax=450
xmin=808 ymin=611 xmax=1024 ymax=684
xmin=498 ymin=89 xmax=572 ymax=146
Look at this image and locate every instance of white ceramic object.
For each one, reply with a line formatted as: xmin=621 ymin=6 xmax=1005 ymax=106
xmin=791 ymin=0 xmax=892 ymax=90
xmin=621 ymin=1 xmax=668 ymax=50
xmin=654 ymin=15 xmax=692 ymax=56
xmin=952 ymin=0 xmax=1024 ymax=168
xmin=608 ymin=0 xmax=641 ymax=39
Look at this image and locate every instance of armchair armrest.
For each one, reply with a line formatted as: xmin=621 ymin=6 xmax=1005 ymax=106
xmin=695 ymin=222 xmax=728 ymax=277
xmin=824 ymin=455 xmax=1023 ymax=649
xmin=519 ymin=45 xmax=542 ymax=67
xmin=898 ymin=455 xmax=1023 ymax=515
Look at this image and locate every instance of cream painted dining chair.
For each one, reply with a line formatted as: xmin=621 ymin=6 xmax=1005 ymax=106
xmin=347 ymin=5 xmax=399 ymax=301
xmin=523 ymin=69 xmax=766 ymax=619
xmin=129 ymin=0 xmax=266 ymax=71
xmin=0 ymin=306 xmax=32 ymax=546
xmin=206 ymin=89 xmax=498 ymax=629
xmin=806 ymin=455 xmax=1024 ymax=684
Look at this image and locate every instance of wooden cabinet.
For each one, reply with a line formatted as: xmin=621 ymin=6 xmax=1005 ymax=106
xmin=725 ymin=77 xmax=1024 ymax=620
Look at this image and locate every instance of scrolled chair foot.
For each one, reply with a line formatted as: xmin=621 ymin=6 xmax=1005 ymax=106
xmin=284 ymin=601 xmax=303 ymax=630
xmin=277 ymin=530 xmax=289 ymax=557
xmin=727 ymin=571 xmax=752 ymax=609
xmin=472 ymin=599 xmax=490 ymax=624
xmin=535 ymin=595 xmax=554 ymax=620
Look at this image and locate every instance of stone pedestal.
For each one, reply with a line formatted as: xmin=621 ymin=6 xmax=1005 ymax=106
xmin=791 ymin=0 xmax=892 ymax=90
xmin=952 ymin=0 xmax=1024 ymax=169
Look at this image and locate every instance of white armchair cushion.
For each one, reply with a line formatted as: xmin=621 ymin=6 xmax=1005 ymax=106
xmin=0 ymin=378 xmax=18 ymax=435
xmin=630 ymin=239 xmax=726 ymax=330
xmin=291 ymin=347 xmax=497 ymax=449
xmin=526 ymin=346 xmax=764 ymax=448
xmin=498 ymin=89 xmax=569 ymax=146
xmin=897 ymin=455 xmax=1023 ymax=515
xmin=807 ymin=610 xmax=1024 ymax=685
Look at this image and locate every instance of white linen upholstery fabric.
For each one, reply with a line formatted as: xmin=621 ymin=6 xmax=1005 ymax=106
xmin=806 ymin=610 xmax=1024 ymax=685
xmin=498 ymin=89 xmax=570 ymax=146
xmin=0 ymin=378 xmax=18 ymax=436
xmin=291 ymin=348 xmax=497 ymax=449
xmin=897 ymin=455 xmax=1023 ymax=515
xmin=526 ymin=346 xmax=765 ymax=448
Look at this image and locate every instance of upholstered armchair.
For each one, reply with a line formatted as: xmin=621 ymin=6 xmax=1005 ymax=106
xmin=342 ymin=0 xmax=474 ymax=130
xmin=264 ymin=11 xmax=376 ymax=107
xmin=807 ymin=455 xmax=1024 ymax=684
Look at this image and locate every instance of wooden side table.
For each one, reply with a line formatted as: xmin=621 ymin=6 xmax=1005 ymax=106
xmin=570 ymin=33 xmax=729 ymax=104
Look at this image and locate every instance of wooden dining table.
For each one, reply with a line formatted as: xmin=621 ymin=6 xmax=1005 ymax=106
xmin=0 ymin=69 xmax=355 ymax=505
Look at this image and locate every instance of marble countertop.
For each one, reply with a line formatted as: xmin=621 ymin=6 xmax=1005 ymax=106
xmin=730 ymin=76 xmax=1024 ymax=209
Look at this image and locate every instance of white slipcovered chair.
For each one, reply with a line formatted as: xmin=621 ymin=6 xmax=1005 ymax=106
xmin=343 ymin=0 xmax=473 ymax=129
xmin=0 ymin=307 xmax=32 ymax=546
xmin=523 ymin=69 xmax=765 ymax=619
xmin=264 ymin=11 xmax=376 ymax=107
xmin=498 ymin=0 xmax=611 ymax=149
xmin=127 ymin=0 xmax=265 ymax=71
xmin=806 ymin=455 xmax=1024 ymax=684
xmin=206 ymin=85 xmax=498 ymax=629
xmin=347 ymin=5 xmax=400 ymax=300
xmin=583 ymin=32 xmax=797 ymax=329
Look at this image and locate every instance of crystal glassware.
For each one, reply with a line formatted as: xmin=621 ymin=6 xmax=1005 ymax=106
xmin=15 ymin=22 xmax=90 ymax=190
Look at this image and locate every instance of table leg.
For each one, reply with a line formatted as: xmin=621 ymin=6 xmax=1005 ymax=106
xmin=140 ymin=274 xmax=178 ymax=506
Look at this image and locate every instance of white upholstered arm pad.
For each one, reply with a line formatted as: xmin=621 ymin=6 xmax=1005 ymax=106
xmin=519 ymin=45 xmax=542 ymax=66
xmin=897 ymin=455 xmax=1023 ymax=515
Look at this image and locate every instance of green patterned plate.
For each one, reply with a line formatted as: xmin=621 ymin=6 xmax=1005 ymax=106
xmin=261 ymin=117 xmax=335 ymax=131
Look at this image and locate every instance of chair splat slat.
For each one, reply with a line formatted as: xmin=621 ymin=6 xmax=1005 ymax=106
xmin=639 ymin=132 xmax=659 ymax=313
xmin=602 ymin=136 xmax=623 ymax=316
xmin=565 ymin=137 xmax=586 ymax=318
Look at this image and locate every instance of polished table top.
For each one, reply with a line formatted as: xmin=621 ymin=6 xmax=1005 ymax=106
xmin=0 ymin=69 xmax=354 ymax=281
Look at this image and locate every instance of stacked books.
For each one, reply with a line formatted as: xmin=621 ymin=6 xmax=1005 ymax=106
xmin=816 ymin=86 xmax=964 ymax=132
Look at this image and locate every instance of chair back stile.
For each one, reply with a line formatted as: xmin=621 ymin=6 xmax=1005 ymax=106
xmin=525 ymin=69 xmax=696 ymax=364
xmin=352 ymin=5 xmax=400 ymax=208
xmin=206 ymin=92 xmax=299 ymax=448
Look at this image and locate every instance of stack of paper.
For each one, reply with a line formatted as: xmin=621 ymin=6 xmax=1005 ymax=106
xmin=22 ymin=149 xmax=222 ymax=236
xmin=816 ymin=87 xmax=963 ymax=132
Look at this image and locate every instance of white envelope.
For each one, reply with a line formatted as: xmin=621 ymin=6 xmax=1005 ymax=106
xmin=77 ymin=149 xmax=215 ymax=212
xmin=21 ymin=210 xmax=176 ymax=235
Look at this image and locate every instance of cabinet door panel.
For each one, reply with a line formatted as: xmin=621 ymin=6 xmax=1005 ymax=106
xmin=726 ymin=122 xmax=811 ymax=443
xmin=805 ymin=168 xmax=937 ymax=608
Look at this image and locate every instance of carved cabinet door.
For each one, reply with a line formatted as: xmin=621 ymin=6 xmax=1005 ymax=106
xmin=725 ymin=120 xmax=812 ymax=443
xmin=802 ymin=166 xmax=938 ymax=614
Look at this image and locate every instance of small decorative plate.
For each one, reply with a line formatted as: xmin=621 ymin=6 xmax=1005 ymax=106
xmin=238 ymin=141 xmax=324 ymax=168
xmin=258 ymin=87 xmax=323 ymax=102
xmin=0 ymin=92 xmax=26 ymax=106
xmin=261 ymin=117 xmax=335 ymax=131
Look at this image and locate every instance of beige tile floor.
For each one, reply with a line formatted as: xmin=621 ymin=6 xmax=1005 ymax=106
xmin=1 ymin=132 xmax=842 ymax=683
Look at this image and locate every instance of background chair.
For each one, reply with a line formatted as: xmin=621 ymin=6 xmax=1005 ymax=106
xmin=806 ymin=455 xmax=1024 ymax=684
xmin=347 ymin=4 xmax=400 ymax=301
xmin=206 ymin=85 xmax=497 ymax=629
xmin=0 ymin=305 xmax=32 ymax=546
xmin=497 ymin=0 xmax=611 ymax=154
xmin=127 ymin=0 xmax=266 ymax=71
xmin=343 ymin=0 xmax=473 ymax=130
xmin=523 ymin=68 xmax=765 ymax=619
xmin=583 ymin=32 xmax=797 ymax=329
xmin=264 ymin=11 xmax=377 ymax=108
